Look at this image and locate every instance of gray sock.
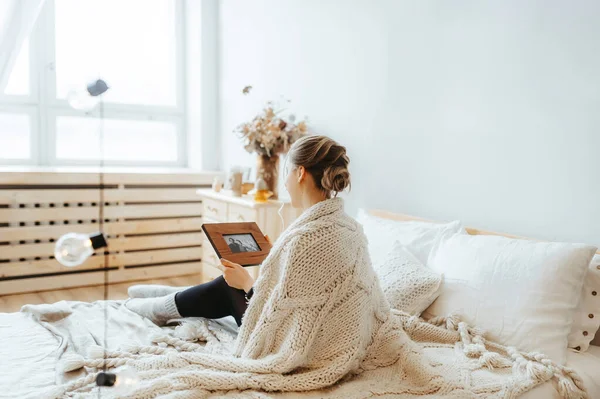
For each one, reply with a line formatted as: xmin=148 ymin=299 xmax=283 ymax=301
xmin=128 ymin=284 xmax=191 ymax=299
xmin=124 ymin=293 xmax=182 ymax=326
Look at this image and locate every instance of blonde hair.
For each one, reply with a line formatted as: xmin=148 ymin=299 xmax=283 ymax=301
xmin=287 ymin=135 xmax=351 ymax=198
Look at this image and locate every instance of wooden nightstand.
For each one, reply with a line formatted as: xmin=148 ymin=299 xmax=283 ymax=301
xmin=196 ymin=189 xmax=302 ymax=280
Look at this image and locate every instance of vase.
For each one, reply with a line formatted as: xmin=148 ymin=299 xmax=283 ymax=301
xmin=256 ymin=154 xmax=280 ymax=200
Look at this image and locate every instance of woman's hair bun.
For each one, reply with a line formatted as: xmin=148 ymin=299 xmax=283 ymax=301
xmin=288 ymin=135 xmax=351 ymax=197
xmin=321 ymin=164 xmax=350 ymax=195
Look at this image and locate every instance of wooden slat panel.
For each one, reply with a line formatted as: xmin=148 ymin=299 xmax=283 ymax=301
xmin=0 ymin=188 xmax=202 ymax=205
xmin=0 ymin=168 xmax=221 ymax=185
xmin=0 ymin=189 xmax=103 ymax=204
xmin=115 ymin=233 xmax=203 ymax=252
xmin=0 ymin=224 xmax=88 ymax=242
xmin=111 ymin=188 xmax=202 ymax=202
xmin=118 ymin=247 xmax=201 ymax=266
xmin=0 ymin=217 xmax=203 ymax=241
xmin=0 ymin=169 xmax=106 ymax=185
xmin=110 ymin=204 xmax=201 ymax=219
xmin=0 ymin=170 xmax=219 ymax=295
xmin=0 ymin=232 xmax=205 ymax=259
xmin=0 ymin=247 xmax=202 ymax=278
xmin=0 ymin=262 xmax=202 ymax=295
xmin=0 ymin=256 xmax=108 ymax=278
xmin=0 ymin=206 xmax=101 ymax=223
xmin=0 ymin=203 xmax=201 ymax=223
xmin=2 ymin=242 xmax=55 ymax=259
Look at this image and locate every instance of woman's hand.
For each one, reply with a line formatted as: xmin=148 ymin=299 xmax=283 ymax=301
xmin=221 ymin=259 xmax=254 ymax=292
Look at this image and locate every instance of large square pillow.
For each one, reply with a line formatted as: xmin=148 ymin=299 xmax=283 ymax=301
xmin=569 ymin=254 xmax=600 ymax=351
xmin=356 ymin=209 xmax=464 ymax=267
xmin=424 ymin=234 xmax=597 ymax=364
xmin=373 ymin=241 xmax=443 ymax=315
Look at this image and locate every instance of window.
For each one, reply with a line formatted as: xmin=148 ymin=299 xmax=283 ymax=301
xmin=4 ymin=39 xmax=30 ymax=96
xmin=0 ymin=113 xmax=31 ymax=160
xmin=55 ymin=116 xmax=179 ymax=163
xmin=0 ymin=0 xmax=185 ymax=166
xmin=54 ymin=0 xmax=178 ymax=107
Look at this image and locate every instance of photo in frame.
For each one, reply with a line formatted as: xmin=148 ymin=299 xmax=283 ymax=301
xmin=202 ymin=222 xmax=272 ymax=266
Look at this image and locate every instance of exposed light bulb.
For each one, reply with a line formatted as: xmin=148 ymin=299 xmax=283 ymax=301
xmin=113 ymin=367 xmax=139 ymax=393
xmin=96 ymin=368 xmax=140 ymax=395
xmin=67 ymin=79 xmax=109 ymax=111
xmin=54 ymin=232 xmax=107 ymax=267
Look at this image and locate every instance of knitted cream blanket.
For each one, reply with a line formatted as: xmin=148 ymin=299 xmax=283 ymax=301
xmin=42 ymin=198 xmax=587 ymax=399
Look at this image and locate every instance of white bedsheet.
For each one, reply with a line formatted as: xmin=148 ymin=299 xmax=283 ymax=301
xmin=568 ymin=346 xmax=600 ymax=397
xmin=0 ymin=312 xmax=55 ymax=398
xmin=1 ymin=306 xmax=599 ymax=399
xmin=519 ymin=345 xmax=600 ymax=399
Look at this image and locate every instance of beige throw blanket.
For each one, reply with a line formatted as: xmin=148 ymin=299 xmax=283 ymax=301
xmin=31 ymin=198 xmax=587 ymax=399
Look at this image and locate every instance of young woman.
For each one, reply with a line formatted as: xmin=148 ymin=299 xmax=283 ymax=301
xmin=107 ymin=135 xmax=418 ymax=395
xmin=125 ymin=135 xmax=353 ymax=327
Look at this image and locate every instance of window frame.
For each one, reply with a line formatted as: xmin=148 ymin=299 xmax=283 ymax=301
xmin=0 ymin=104 xmax=39 ymax=165
xmin=0 ymin=0 xmax=187 ymax=167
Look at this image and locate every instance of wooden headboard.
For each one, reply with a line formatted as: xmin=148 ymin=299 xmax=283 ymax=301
xmin=368 ymin=209 xmax=600 ymax=255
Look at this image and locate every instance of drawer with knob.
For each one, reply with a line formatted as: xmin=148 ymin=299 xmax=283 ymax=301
xmin=203 ymin=198 xmax=227 ymax=222
xmin=228 ymin=204 xmax=257 ymax=223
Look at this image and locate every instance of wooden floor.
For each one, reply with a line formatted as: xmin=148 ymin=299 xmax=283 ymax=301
xmin=0 ymin=273 xmax=206 ymax=313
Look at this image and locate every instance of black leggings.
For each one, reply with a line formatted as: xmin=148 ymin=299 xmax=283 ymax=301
xmin=174 ymin=275 xmax=249 ymax=327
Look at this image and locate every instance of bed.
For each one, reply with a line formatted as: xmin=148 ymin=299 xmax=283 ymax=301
xmin=1 ymin=309 xmax=600 ymax=399
xmin=1 ymin=209 xmax=598 ymax=398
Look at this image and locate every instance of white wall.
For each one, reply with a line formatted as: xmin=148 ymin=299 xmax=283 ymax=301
xmin=218 ymin=0 xmax=600 ymax=247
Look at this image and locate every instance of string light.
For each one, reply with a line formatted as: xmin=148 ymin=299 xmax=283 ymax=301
xmin=55 ymin=78 xmax=138 ymax=394
xmin=96 ymin=367 xmax=140 ymax=395
xmin=54 ymin=232 xmax=107 ymax=267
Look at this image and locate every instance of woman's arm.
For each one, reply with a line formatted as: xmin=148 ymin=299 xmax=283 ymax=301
xmin=221 ymin=258 xmax=255 ymax=292
xmin=222 ymin=234 xmax=271 ymax=293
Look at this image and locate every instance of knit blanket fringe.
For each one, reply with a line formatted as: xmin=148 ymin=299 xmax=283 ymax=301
xmin=44 ymin=311 xmax=588 ymax=399
xmin=401 ymin=311 xmax=588 ymax=399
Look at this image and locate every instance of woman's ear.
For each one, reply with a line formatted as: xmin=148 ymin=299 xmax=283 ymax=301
xmin=297 ymin=166 xmax=305 ymax=183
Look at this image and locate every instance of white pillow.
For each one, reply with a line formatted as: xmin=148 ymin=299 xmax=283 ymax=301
xmin=373 ymin=241 xmax=443 ymax=315
xmin=424 ymin=234 xmax=597 ymax=364
xmin=568 ymin=254 xmax=600 ymax=351
xmin=355 ymin=208 xmax=464 ymax=266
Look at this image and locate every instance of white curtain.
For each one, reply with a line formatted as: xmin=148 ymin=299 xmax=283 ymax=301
xmin=0 ymin=0 xmax=46 ymax=93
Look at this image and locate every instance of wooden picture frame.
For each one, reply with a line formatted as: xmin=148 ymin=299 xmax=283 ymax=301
xmin=202 ymin=222 xmax=272 ymax=267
